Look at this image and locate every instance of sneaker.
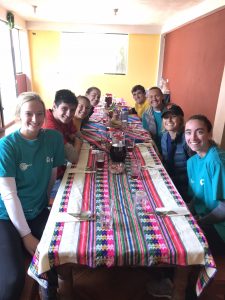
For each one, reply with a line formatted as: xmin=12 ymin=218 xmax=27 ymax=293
xmin=146 ymin=277 xmax=173 ymax=299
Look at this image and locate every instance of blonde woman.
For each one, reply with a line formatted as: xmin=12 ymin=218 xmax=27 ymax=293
xmin=0 ymin=92 xmax=64 ymax=299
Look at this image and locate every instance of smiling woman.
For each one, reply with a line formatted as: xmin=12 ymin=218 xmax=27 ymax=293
xmin=0 ymin=92 xmax=65 ymax=300
xmin=185 ymin=114 xmax=225 ymax=255
xmin=15 ymin=93 xmax=45 ymax=140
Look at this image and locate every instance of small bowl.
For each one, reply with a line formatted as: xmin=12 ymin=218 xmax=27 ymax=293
xmin=109 ymin=162 xmax=125 ymax=174
xmin=109 ymin=119 xmax=122 ymax=128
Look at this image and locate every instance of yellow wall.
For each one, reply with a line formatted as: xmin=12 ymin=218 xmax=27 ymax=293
xmin=28 ymin=31 xmax=160 ymax=108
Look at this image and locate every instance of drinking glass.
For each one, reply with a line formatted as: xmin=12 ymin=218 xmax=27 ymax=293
xmin=99 ymin=204 xmax=113 ymax=229
xmin=110 ymin=132 xmax=126 ymax=163
xmin=96 ymin=151 xmax=105 ymax=170
xmin=126 ymin=138 xmax=135 ymax=153
xmin=130 ymin=159 xmax=141 ymax=180
xmin=121 ymin=120 xmax=128 ymax=130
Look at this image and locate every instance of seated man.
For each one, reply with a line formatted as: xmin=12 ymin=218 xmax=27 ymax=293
xmin=130 ymin=84 xmax=149 ymax=119
xmin=43 ymin=89 xmax=82 ymax=178
xmin=142 ymin=86 xmax=166 ymax=153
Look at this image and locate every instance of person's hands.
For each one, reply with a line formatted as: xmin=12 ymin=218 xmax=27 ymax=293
xmin=22 ymin=233 xmax=39 ymax=256
xmin=74 ymin=136 xmax=83 ymax=149
xmin=68 ymin=134 xmax=76 ymax=144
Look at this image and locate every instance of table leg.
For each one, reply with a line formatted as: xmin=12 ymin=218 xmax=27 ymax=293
xmin=57 ymin=264 xmax=74 ymax=300
xmin=172 ymin=266 xmax=191 ymax=300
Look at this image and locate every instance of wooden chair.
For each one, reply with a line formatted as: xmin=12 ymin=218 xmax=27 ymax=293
xmin=200 ymin=255 xmax=225 ymax=300
xmin=19 ymin=254 xmax=40 ymax=300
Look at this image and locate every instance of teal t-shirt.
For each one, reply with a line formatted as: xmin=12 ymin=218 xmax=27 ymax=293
xmin=187 ymin=146 xmax=225 ymax=241
xmin=0 ymin=129 xmax=65 ymax=220
xmin=153 ymin=110 xmax=162 ymax=153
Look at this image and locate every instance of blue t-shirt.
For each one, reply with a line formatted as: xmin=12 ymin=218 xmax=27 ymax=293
xmin=0 ymin=129 xmax=65 ymax=220
xmin=153 ymin=110 xmax=162 ymax=152
xmin=187 ymin=146 xmax=225 ymax=241
xmin=153 ymin=110 xmax=162 ymax=137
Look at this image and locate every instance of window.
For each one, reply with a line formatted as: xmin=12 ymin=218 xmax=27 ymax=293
xmin=0 ymin=21 xmax=17 ymax=126
xmin=0 ymin=21 xmax=28 ymax=127
xmin=12 ymin=28 xmax=22 ymax=74
xmin=60 ymin=32 xmax=128 ymax=75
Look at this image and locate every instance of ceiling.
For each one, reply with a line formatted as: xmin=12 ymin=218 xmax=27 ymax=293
xmin=0 ymin=0 xmax=224 ymax=32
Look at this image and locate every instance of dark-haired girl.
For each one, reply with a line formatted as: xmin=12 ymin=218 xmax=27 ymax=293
xmin=185 ymin=114 xmax=225 ymax=254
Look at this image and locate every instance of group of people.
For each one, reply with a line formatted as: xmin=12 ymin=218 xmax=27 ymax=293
xmin=0 ymin=87 xmax=101 ymax=300
xmin=130 ymin=84 xmax=225 ymax=255
xmin=0 ymin=83 xmax=224 ymax=300
xmin=131 ymin=84 xmax=225 ymax=298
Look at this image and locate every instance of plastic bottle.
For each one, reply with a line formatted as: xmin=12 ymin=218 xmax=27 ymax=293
xmin=121 ymin=107 xmax=129 ymax=123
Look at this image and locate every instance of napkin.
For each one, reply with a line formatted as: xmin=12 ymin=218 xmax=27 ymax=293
xmin=155 ymin=206 xmax=190 ymax=216
xmin=55 ymin=211 xmax=95 ymax=222
xmin=141 ymin=165 xmax=162 ymax=170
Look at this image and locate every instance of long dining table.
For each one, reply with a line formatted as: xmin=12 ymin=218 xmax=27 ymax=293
xmin=28 ymin=108 xmax=216 ymax=299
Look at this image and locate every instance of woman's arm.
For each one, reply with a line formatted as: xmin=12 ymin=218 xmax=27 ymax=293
xmin=47 ymin=167 xmax=57 ymax=199
xmin=64 ymin=137 xmax=82 ymax=164
xmin=198 ymin=158 xmax=225 ymax=225
xmin=0 ymin=177 xmax=39 ymax=255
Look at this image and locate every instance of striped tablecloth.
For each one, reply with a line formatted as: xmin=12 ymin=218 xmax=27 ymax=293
xmin=82 ymin=114 xmax=150 ymax=145
xmin=28 ymin=143 xmax=216 ymax=296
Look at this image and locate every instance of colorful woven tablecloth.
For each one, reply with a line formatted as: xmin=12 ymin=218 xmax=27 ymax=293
xmin=82 ymin=114 xmax=150 ymax=145
xmin=28 ymin=143 xmax=216 ymax=296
